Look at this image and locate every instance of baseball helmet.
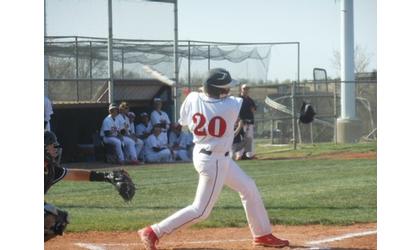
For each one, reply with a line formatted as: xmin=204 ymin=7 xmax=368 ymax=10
xmin=299 ymin=102 xmax=316 ymax=124
xmin=203 ymin=68 xmax=238 ymax=98
xmin=45 ymin=130 xmax=61 ymax=161
xmin=45 ymin=130 xmax=58 ymax=146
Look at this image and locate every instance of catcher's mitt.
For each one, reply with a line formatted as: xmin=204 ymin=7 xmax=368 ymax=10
xmin=106 ymin=169 xmax=136 ymax=202
xmin=44 ymin=203 xmax=69 ymax=242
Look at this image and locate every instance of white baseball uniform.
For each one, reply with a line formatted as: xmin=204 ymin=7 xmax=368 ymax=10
xmin=135 ymin=121 xmax=153 ymax=138
xmin=44 ymin=96 xmax=53 ymax=131
xmin=129 ymin=120 xmax=144 ymax=158
xmin=150 ymin=110 xmax=171 ymax=131
xmin=135 ymin=121 xmax=152 ymax=160
xmin=168 ymin=130 xmax=191 ymax=161
xmin=100 ymin=115 xmax=125 ymax=162
xmin=116 ymin=114 xmax=139 ymax=161
xmin=150 ymin=92 xmax=272 ymax=238
xmin=144 ymin=133 xmax=171 ymax=163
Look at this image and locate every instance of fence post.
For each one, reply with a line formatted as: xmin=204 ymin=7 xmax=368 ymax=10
xmin=89 ymin=41 xmax=93 ymax=101
xmin=75 ymin=36 xmax=79 ymax=101
xmin=121 ymin=47 xmax=125 ymax=79
xmin=188 ymin=41 xmax=191 ymax=89
xmin=271 ymin=119 xmax=274 ymax=144
xmin=334 ymin=79 xmax=338 ymax=144
xmin=207 ymin=45 xmax=211 ymax=70
xmin=291 ymin=81 xmax=297 ymax=150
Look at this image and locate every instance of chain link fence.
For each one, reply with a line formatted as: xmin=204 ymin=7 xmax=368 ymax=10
xmin=248 ymin=79 xmax=376 ymax=144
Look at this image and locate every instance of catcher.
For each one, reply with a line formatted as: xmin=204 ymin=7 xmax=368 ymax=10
xmin=44 ymin=130 xmax=135 ymax=242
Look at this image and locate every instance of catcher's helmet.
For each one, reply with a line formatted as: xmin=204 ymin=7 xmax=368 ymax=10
xmin=45 ymin=130 xmax=62 ymax=161
xmin=203 ymin=68 xmax=238 ymax=98
xmin=45 ymin=130 xmax=58 ymax=146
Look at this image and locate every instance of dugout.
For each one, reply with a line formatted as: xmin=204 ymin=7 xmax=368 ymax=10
xmin=49 ymin=79 xmax=173 ymax=163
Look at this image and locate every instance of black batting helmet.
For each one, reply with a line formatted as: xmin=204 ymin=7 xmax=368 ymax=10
xmin=203 ymin=68 xmax=238 ymax=98
xmin=45 ymin=130 xmax=61 ymax=161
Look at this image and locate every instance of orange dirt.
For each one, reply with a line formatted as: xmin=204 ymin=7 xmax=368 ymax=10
xmin=45 ymin=223 xmax=376 ymax=250
xmin=310 ymin=151 xmax=376 ymax=160
xmin=257 ymin=151 xmax=376 ymax=161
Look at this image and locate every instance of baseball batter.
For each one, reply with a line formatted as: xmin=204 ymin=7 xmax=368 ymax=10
xmin=138 ymin=68 xmax=289 ymax=249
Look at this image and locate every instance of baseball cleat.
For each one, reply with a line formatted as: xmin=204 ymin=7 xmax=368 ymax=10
xmin=253 ymin=234 xmax=289 ymax=248
xmin=138 ymin=226 xmax=159 ymax=250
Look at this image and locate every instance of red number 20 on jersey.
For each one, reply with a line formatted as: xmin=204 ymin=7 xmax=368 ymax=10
xmin=192 ymin=112 xmax=227 ymax=137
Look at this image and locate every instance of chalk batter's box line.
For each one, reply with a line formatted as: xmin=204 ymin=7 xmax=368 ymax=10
xmin=75 ymin=229 xmax=377 ymax=250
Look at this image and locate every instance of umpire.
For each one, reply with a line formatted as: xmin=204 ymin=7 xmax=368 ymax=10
xmin=238 ymin=84 xmax=257 ymax=159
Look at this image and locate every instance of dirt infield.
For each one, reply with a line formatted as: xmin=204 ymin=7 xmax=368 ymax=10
xmin=45 ymin=223 xmax=376 ymax=250
xmin=310 ymin=151 xmax=376 ymax=160
xmin=256 ymin=151 xmax=376 ymax=161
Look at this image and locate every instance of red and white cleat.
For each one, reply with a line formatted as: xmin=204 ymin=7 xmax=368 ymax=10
xmin=138 ymin=226 xmax=159 ymax=250
xmin=253 ymin=234 xmax=289 ymax=248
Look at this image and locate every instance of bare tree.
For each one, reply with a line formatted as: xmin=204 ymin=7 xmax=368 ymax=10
xmin=47 ymin=56 xmax=108 ymax=101
xmin=331 ymin=45 xmax=374 ymax=76
xmin=47 ymin=57 xmax=107 ymax=79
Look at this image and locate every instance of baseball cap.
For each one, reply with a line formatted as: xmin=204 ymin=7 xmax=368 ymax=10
xmin=108 ymin=103 xmax=118 ymax=111
xmin=128 ymin=112 xmax=136 ymax=118
xmin=140 ymin=112 xmax=149 ymax=117
xmin=119 ymin=101 xmax=129 ymax=109
xmin=205 ymin=68 xmax=238 ymax=89
xmin=153 ymin=97 xmax=162 ymax=102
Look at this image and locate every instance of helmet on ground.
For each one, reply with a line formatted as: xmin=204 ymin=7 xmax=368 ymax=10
xmin=203 ymin=68 xmax=238 ymax=98
xmin=299 ymin=102 xmax=316 ymax=124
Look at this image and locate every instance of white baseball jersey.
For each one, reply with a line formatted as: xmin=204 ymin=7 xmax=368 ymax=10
xmin=144 ymin=133 xmax=168 ymax=155
xmin=100 ymin=115 xmax=119 ymax=137
xmin=129 ymin=121 xmax=136 ymax=135
xmin=151 ymin=110 xmax=171 ymax=130
xmin=116 ymin=114 xmax=130 ymax=134
xmin=44 ymin=96 xmax=54 ymax=131
xmin=135 ymin=122 xmax=152 ymax=137
xmin=168 ymin=131 xmax=191 ymax=149
xmin=179 ymin=92 xmax=243 ymax=153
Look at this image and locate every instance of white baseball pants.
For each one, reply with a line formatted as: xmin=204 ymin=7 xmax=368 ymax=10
xmin=173 ymin=149 xmax=191 ymax=161
xmin=145 ymin=148 xmax=172 ymax=163
xmin=151 ymin=145 xmax=272 ymax=238
xmin=134 ymin=138 xmax=144 ymax=159
xmin=102 ymin=136 xmax=124 ymax=162
xmin=122 ymin=136 xmax=137 ymax=161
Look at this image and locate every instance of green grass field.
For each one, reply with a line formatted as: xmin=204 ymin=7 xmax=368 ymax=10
xmin=45 ymin=142 xmax=377 ymax=232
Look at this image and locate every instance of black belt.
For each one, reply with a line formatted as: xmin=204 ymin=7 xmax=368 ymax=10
xmin=199 ymin=148 xmax=229 ymax=157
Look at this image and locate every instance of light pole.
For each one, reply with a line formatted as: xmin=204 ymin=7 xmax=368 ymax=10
xmin=146 ymin=0 xmax=179 ymax=122
xmin=337 ymin=0 xmax=361 ymax=143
